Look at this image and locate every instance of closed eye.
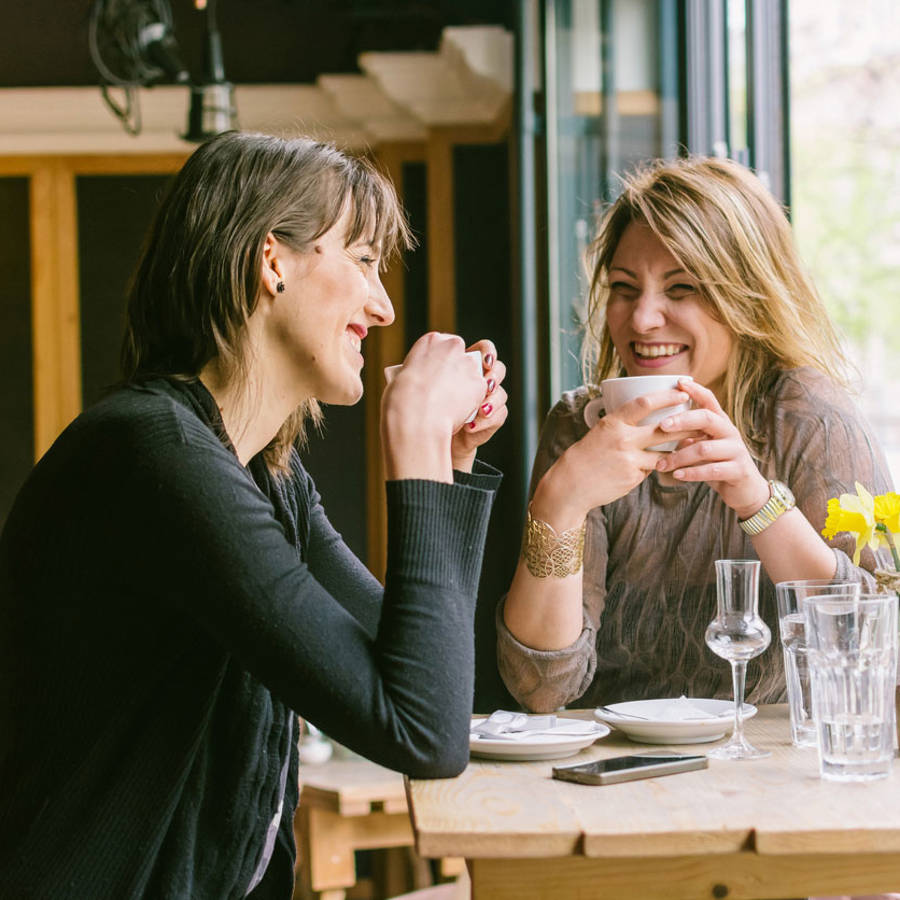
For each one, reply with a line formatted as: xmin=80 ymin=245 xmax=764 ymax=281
xmin=609 ymin=281 xmax=639 ymax=296
xmin=666 ymin=283 xmax=696 ymax=298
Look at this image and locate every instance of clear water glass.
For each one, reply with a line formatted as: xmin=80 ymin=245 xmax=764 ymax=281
xmin=775 ymin=580 xmax=862 ymax=748
xmin=804 ymin=592 xmax=899 ymax=782
xmin=705 ymin=559 xmax=771 ymax=760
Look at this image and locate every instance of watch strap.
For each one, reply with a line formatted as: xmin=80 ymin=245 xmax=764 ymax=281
xmin=739 ymin=480 xmax=796 ymax=536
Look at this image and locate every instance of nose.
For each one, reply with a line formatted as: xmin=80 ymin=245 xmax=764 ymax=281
xmin=629 ymin=289 xmax=667 ymax=333
xmin=366 ymin=271 xmax=395 ymax=327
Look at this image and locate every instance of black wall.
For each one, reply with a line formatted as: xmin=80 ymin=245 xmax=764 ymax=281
xmin=0 ymin=1 xmax=514 ymax=88
xmin=0 ymin=179 xmax=34 ymax=527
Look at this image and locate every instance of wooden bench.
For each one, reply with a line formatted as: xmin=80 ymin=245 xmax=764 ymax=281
xmin=293 ymin=758 xmax=462 ymax=900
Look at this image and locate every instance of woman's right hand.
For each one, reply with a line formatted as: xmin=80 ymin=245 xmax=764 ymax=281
xmin=380 ymin=333 xmax=487 ymax=483
xmin=530 ymin=387 xmax=696 ymax=530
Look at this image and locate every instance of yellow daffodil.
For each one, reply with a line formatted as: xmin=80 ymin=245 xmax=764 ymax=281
xmin=874 ymin=492 xmax=900 ymax=533
xmin=874 ymin=491 xmax=900 ymax=555
xmin=821 ymin=482 xmax=880 ymax=565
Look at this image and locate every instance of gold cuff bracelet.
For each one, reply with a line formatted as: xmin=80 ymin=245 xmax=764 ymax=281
xmin=521 ymin=505 xmax=586 ymax=578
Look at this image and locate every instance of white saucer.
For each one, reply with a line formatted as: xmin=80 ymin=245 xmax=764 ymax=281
xmin=469 ymin=716 xmax=611 ymax=761
xmin=594 ymin=698 xmax=757 ymax=745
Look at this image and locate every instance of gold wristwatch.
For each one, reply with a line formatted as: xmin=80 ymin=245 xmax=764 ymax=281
xmin=739 ymin=480 xmax=796 ymax=536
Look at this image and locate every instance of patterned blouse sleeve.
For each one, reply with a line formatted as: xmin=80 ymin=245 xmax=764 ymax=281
xmin=764 ymin=369 xmax=895 ymax=587
xmin=496 ymin=390 xmax=609 ymax=712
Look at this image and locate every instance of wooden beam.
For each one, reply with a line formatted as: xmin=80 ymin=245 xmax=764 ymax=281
xmin=366 ymin=141 xmax=426 ymax=580
xmin=0 ymin=153 xmax=187 ymax=176
xmin=65 ymin=153 xmax=188 ymax=175
xmin=29 ymin=162 xmax=81 ymax=459
xmin=426 ymin=131 xmax=456 ymax=335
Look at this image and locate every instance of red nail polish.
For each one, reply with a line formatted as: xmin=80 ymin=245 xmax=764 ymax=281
xmin=468 ymin=421 xmax=477 ymax=429
xmin=486 ymin=379 xmax=496 ymax=394
xmin=484 ymin=354 xmax=494 ymax=368
xmin=481 ymin=403 xmax=493 ymax=416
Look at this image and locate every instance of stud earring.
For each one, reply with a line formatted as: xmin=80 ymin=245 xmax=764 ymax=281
xmin=276 ymin=280 xmax=285 ymax=293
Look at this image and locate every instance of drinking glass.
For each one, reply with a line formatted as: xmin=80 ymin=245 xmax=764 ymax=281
xmin=804 ymin=592 xmax=898 ymax=782
xmin=705 ymin=559 xmax=771 ymax=760
xmin=775 ymin=580 xmax=862 ymax=748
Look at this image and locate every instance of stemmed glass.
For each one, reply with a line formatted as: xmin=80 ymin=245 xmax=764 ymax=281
xmin=704 ymin=559 xmax=771 ymax=760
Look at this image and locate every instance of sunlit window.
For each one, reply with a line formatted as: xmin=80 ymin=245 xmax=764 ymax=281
xmin=789 ymin=0 xmax=900 ymax=486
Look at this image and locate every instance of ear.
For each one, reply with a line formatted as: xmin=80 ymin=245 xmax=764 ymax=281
xmin=260 ymin=232 xmax=286 ymax=299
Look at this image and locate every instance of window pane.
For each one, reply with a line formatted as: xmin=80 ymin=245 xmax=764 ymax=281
xmin=546 ymin=0 xmax=680 ymax=396
xmin=789 ymin=0 xmax=900 ymax=485
xmin=727 ymin=0 xmax=748 ymax=160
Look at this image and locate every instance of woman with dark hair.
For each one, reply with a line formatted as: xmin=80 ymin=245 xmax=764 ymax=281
xmin=0 ymin=131 xmax=508 ymax=898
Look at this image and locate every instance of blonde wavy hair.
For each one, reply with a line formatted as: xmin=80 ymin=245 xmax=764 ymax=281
xmin=582 ymin=156 xmax=849 ymax=455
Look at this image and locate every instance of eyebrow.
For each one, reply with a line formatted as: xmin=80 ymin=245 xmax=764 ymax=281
xmin=609 ymin=266 xmax=688 ymax=279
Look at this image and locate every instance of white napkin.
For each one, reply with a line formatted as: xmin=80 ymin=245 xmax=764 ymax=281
xmin=471 ymin=710 xmax=604 ymax=741
xmin=653 ymin=696 xmax=722 ymax=721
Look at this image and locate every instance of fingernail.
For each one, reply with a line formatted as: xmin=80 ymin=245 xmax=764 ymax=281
xmin=468 ymin=421 xmax=478 ymax=429
xmin=484 ymin=354 xmax=494 ymax=368
xmin=481 ymin=403 xmax=493 ymax=416
xmin=656 ymin=458 xmax=667 ymax=470
xmin=673 ymin=469 xmax=685 ymax=479
xmin=661 ymin=417 xmax=674 ymax=429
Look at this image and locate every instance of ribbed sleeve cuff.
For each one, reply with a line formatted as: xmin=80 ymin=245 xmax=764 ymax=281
xmin=453 ymin=459 xmax=503 ymax=491
xmin=385 ymin=477 xmax=497 ymax=597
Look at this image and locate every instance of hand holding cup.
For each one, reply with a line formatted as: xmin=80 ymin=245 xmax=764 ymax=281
xmin=380 ymin=333 xmax=507 ymax=480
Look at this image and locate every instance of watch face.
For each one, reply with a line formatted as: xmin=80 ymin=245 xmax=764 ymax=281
xmin=772 ymin=481 xmax=795 ymax=508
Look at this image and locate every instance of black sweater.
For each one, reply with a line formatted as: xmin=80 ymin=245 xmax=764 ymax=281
xmin=0 ymin=378 xmax=500 ymax=899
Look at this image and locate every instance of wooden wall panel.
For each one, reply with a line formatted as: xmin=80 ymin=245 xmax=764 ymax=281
xmin=366 ymin=142 xmax=426 ymax=580
xmin=29 ymin=162 xmax=80 ymax=458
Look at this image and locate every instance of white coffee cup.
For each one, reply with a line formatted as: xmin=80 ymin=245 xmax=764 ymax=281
xmin=584 ymin=374 xmax=693 ymax=451
xmin=384 ymin=349 xmax=483 ymax=424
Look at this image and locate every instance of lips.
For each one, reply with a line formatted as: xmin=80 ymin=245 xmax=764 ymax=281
xmin=346 ymin=323 xmax=367 ymax=354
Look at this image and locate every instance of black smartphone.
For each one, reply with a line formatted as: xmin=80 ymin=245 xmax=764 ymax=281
xmin=552 ymin=752 xmax=708 ymax=786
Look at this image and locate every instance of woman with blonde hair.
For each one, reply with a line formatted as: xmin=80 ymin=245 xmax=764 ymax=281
xmin=0 ymin=131 xmax=508 ymax=898
xmin=497 ymin=155 xmax=892 ymax=714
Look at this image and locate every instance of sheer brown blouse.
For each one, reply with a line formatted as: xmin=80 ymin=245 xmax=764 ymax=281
xmin=497 ymin=368 xmax=895 ymax=713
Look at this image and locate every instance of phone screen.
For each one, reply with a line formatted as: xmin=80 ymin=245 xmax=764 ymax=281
xmin=552 ymin=753 xmax=707 ymax=785
xmin=590 ymin=755 xmax=696 ymax=772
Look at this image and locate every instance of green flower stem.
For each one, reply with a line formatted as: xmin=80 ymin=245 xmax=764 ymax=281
xmin=876 ymin=523 xmax=900 ymax=572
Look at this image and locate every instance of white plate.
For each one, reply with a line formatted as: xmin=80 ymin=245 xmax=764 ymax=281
xmin=593 ymin=698 xmax=757 ymax=745
xmin=469 ymin=716 xmax=611 ymax=761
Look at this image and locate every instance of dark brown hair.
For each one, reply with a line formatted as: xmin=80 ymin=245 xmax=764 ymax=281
xmin=121 ymin=131 xmax=411 ymax=473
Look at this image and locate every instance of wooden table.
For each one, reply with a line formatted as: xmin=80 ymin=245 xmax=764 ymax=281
xmin=406 ymin=705 xmax=900 ymax=899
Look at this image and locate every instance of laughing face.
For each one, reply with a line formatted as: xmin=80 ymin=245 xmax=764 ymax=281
xmin=604 ymin=222 xmax=734 ymax=401
xmin=268 ymin=202 xmax=395 ymax=406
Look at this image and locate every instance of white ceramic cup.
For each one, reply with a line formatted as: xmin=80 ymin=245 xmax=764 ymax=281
xmin=384 ymin=349 xmax=483 ymax=424
xmin=584 ymin=374 xmax=693 ymax=451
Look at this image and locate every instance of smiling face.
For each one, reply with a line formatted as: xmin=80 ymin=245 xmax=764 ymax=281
xmin=604 ymin=222 xmax=734 ymax=400
xmin=266 ymin=202 xmax=395 ymax=406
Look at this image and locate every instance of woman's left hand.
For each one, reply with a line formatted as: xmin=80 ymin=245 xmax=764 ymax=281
xmin=450 ymin=339 xmax=509 ymax=473
xmin=654 ymin=378 xmax=771 ymax=519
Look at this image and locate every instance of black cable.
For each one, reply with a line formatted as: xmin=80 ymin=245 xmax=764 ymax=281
xmin=89 ymin=0 xmax=186 ymax=135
